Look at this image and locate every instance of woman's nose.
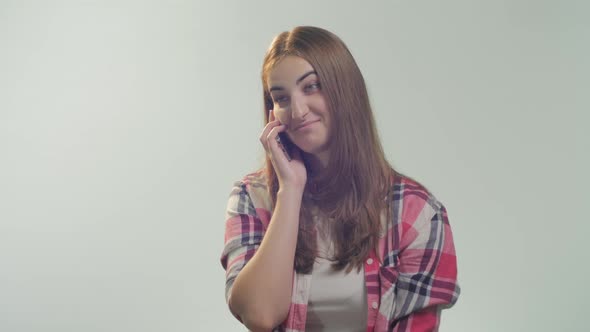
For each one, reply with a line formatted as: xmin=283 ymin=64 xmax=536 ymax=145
xmin=290 ymin=97 xmax=309 ymax=120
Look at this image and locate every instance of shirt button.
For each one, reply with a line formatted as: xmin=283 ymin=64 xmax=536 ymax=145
xmin=366 ymin=258 xmax=373 ymax=265
xmin=372 ymin=301 xmax=378 ymax=309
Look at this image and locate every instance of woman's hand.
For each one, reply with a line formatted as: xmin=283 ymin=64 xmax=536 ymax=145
xmin=260 ymin=109 xmax=307 ymax=193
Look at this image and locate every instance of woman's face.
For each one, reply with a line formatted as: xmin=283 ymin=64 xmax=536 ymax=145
xmin=267 ymin=56 xmax=331 ymax=157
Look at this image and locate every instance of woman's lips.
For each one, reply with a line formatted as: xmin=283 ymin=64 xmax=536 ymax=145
xmin=295 ymin=120 xmax=319 ymax=131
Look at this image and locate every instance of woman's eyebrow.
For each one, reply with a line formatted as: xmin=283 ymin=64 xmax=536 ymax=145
xmin=295 ymin=70 xmax=317 ymax=85
xmin=269 ymin=70 xmax=317 ymax=92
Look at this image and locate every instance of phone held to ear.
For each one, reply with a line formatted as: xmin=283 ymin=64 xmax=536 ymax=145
xmin=269 ymin=109 xmax=292 ymax=161
xmin=276 ymin=132 xmax=292 ymax=161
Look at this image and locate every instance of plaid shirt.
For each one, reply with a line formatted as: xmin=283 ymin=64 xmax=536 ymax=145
xmin=221 ymin=170 xmax=460 ymax=331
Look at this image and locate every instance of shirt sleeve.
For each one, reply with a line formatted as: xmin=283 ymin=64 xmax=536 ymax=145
xmin=219 ymin=181 xmax=267 ymax=309
xmin=390 ymin=203 xmax=460 ymax=332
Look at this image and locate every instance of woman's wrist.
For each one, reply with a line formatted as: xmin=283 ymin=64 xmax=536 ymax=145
xmin=277 ymin=186 xmax=304 ymax=201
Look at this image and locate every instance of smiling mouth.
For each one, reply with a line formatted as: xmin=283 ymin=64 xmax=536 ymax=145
xmin=295 ymin=120 xmax=319 ymax=131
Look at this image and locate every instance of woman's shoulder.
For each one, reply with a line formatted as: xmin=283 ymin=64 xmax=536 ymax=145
xmin=232 ymin=168 xmax=268 ymax=190
xmin=228 ymin=168 xmax=271 ymax=211
xmin=392 ymin=172 xmax=445 ymax=215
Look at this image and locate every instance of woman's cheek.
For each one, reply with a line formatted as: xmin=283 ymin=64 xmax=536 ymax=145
xmin=276 ymin=110 xmax=289 ymax=126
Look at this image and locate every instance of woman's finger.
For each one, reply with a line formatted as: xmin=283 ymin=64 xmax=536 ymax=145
xmin=268 ymin=129 xmax=295 ymax=167
xmin=259 ymin=119 xmax=282 ymax=150
xmin=266 ymin=124 xmax=287 ymax=155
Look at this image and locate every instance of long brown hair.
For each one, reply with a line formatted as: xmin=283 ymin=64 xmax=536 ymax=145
xmin=261 ymin=26 xmax=397 ymax=273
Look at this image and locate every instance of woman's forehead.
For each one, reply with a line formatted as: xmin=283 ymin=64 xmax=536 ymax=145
xmin=267 ymin=56 xmax=316 ymax=89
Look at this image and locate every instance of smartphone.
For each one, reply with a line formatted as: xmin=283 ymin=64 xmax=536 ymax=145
xmin=276 ymin=132 xmax=293 ymax=161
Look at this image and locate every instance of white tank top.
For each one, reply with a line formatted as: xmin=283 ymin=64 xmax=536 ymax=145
xmin=305 ymin=219 xmax=368 ymax=331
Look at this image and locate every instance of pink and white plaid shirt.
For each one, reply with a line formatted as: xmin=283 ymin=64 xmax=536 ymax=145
xmin=221 ymin=170 xmax=460 ymax=331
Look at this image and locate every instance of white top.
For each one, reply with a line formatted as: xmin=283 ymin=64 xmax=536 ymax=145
xmin=305 ymin=216 xmax=368 ymax=332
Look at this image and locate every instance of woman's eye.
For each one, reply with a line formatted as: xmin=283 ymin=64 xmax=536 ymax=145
xmin=273 ymin=96 xmax=288 ymax=104
xmin=306 ymin=83 xmax=320 ymax=91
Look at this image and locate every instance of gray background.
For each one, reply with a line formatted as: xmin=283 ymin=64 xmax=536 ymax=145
xmin=1 ymin=1 xmax=588 ymax=331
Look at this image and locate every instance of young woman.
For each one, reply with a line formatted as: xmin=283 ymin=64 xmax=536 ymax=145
xmin=221 ymin=26 xmax=460 ymax=332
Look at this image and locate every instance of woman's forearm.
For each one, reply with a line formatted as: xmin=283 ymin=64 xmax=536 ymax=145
xmin=228 ymin=188 xmax=303 ymax=330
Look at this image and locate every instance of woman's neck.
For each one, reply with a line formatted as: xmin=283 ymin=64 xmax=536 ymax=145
xmin=303 ymin=151 xmax=329 ymax=178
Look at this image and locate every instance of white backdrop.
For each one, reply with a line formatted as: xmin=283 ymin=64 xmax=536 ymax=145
xmin=1 ymin=1 xmax=588 ymax=331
